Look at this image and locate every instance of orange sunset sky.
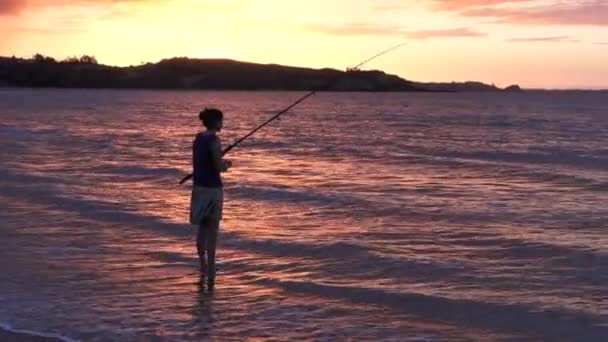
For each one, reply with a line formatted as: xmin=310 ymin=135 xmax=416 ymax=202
xmin=1 ymin=0 xmax=607 ymax=89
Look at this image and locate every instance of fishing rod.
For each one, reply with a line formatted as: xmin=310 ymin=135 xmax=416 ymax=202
xmin=179 ymin=42 xmax=406 ymax=185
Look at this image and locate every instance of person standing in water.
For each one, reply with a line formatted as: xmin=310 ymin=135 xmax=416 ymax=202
xmin=190 ymin=108 xmax=232 ymax=282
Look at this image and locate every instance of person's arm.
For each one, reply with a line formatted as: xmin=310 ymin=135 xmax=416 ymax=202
xmin=210 ymin=137 xmax=231 ymax=172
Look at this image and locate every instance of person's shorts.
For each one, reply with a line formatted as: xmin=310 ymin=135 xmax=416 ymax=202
xmin=189 ymin=186 xmax=223 ymax=225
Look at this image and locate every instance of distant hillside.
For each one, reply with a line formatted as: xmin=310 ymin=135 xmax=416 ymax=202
xmin=0 ymin=54 xmax=518 ymax=92
xmin=418 ymin=81 xmax=502 ymax=92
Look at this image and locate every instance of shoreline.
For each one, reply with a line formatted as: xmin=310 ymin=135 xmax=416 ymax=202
xmin=0 ymin=324 xmax=72 ymax=342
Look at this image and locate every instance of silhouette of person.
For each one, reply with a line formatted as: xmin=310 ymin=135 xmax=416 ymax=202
xmin=189 ymin=108 xmax=232 ymax=283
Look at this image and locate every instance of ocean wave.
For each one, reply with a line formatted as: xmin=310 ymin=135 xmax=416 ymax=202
xmin=439 ymin=150 xmax=608 ymax=171
xmin=0 ymin=322 xmax=78 ymax=342
xmin=0 ymin=125 xmax=35 ymax=140
xmin=257 ymin=279 xmax=608 ymax=341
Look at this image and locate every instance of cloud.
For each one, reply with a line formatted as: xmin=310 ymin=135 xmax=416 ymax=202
xmin=404 ymin=27 xmax=486 ymax=39
xmin=0 ymin=0 xmax=25 ymax=15
xmin=505 ymin=36 xmax=579 ymax=43
xmin=375 ymin=1 xmax=608 ymax=26
xmin=429 ymin=0 xmax=530 ymax=11
xmin=304 ymin=22 xmax=485 ymax=40
xmin=0 ymin=0 xmax=163 ymax=37
xmin=462 ymin=2 xmax=608 ymax=26
xmin=303 ymin=22 xmax=404 ymax=36
xmin=0 ymin=0 xmax=163 ymax=16
xmin=426 ymin=0 xmax=608 ymax=26
xmin=376 ymin=0 xmax=529 ymax=11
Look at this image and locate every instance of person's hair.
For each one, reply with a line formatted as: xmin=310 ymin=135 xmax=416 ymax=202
xmin=199 ymin=108 xmax=223 ymax=129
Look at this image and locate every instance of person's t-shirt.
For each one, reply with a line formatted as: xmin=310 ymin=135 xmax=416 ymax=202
xmin=192 ymin=133 xmax=222 ymax=188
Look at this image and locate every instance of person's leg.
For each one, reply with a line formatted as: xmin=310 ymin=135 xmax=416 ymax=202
xmin=207 ymin=188 xmax=223 ymax=280
xmin=197 ymin=223 xmax=208 ymax=273
xmin=206 ymin=217 xmax=220 ymax=279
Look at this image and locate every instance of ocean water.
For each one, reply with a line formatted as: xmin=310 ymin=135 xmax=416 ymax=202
xmin=0 ymin=89 xmax=606 ymax=341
